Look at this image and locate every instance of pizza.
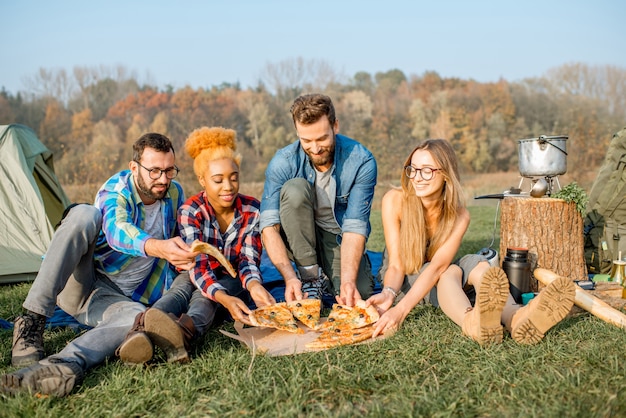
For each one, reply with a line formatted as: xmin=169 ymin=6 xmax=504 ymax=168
xmin=249 ymin=302 xmax=304 ymax=334
xmin=286 ymin=299 xmax=321 ymax=330
xmin=318 ymin=300 xmax=380 ymax=330
xmin=191 ymin=239 xmax=237 ymax=277
xmin=305 ymin=323 xmax=376 ymax=350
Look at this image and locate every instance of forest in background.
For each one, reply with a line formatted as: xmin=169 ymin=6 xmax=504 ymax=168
xmin=1 ymin=59 xmax=625 ymax=201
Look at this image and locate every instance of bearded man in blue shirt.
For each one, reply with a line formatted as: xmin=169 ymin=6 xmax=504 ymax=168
xmin=260 ymin=93 xmax=377 ymax=307
xmin=2 ymin=133 xmax=198 ymax=397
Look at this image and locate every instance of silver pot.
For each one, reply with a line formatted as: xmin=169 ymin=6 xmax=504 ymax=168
xmin=518 ymin=135 xmax=567 ymax=177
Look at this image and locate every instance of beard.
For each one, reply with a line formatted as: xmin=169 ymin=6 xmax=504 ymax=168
xmin=306 ymin=141 xmax=335 ymax=169
xmin=136 ymin=173 xmax=169 ymax=201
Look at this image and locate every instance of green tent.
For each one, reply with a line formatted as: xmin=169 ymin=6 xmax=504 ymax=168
xmin=0 ymin=124 xmax=71 ymax=283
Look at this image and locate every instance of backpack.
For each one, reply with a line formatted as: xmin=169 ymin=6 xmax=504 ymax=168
xmin=584 ymin=126 xmax=626 ymax=274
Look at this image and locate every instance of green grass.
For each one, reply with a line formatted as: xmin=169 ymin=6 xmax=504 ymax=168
xmin=1 ymin=206 xmax=625 ymax=417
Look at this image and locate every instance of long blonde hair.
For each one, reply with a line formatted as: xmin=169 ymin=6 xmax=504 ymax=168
xmin=399 ymin=139 xmax=465 ymax=274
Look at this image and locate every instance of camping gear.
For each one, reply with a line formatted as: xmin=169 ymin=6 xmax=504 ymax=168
xmin=535 ymin=268 xmax=626 ymax=330
xmin=608 ymin=255 xmax=625 ymax=286
xmin=502 ymin=248 xmax=531 ymax=304
xmin=0 ymin=124 xmax=71 ymax=283
xmin=584 ymin=126 xmax=626 ymax=274
xmin=517 ymin=135 xmax=567 ymax=197
xmin=529 ymin=178 xmax=549 ymax=197
xmin=518 ymin=135 xmax=568 ymax=177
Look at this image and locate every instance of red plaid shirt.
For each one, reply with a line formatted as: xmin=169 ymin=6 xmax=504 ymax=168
xmin=177 ymin=192 xmax=262 ymax=301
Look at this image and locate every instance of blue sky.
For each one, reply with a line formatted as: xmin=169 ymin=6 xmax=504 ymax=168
xmin=1 ymin=0 xmax=624 ymax=94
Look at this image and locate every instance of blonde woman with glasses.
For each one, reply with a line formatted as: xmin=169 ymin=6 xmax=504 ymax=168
xmin=368 ymin=139 xmax=575 ymax=345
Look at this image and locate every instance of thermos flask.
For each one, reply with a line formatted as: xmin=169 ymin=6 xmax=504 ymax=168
xmin=502 ymin=247 xmax=531 ymax=304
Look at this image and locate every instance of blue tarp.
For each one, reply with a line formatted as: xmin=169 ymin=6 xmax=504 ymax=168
xmin=1 ymin=250 xmax=384 ymax=330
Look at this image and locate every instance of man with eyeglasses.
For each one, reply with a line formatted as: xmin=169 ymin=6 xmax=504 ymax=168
xmin=260 ymin=93 xmax=377 ymax=307
xmin=2 ymin=133 xmax=198 ymax=397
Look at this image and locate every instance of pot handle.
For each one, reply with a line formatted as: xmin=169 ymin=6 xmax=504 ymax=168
xmin=538 ymin=135 xmax=568 ymax=155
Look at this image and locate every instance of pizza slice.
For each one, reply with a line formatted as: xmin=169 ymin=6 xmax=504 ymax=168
xmin=249 ymin=302 xmax=304 ymax=334
xmin=191 ymin=239 xmax=237 ymax=278
xmin=286 ymin=299 xmax=321 ymax=330
xmin=305 ymin=323 xmax=376 ymax=350
xmin=318 ymin=300 xmax=380 ymax=330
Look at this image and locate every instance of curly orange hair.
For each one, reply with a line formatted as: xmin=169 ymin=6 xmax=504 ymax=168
xmin=185 ymin=127 xmax=242 ymax=177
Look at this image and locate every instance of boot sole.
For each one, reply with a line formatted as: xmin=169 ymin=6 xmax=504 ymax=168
xmin=144 ymin=309 xmax=189 ymax=363
xmin=512 ymin=275 xmax=575 ymax=345
xmin=474 ymin=267 xmax=509 ymax=344
xmin=117 ymin=332 xmax=153 ymax=366
xmin=1 ymin=361 xmax=82 ymax=397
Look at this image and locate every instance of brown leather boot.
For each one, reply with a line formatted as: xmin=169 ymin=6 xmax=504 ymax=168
xmin=144 ymin=309 xmax=195 ymax=363
xmin=510 ymin=275 xmax=575 ymax=345
xmin=461 ymin=267 xmax=509 ymax=345
xmin=176 ymin=313 xmax=196 ymax=353
xmin=116 ymin=311 xmax=153 ymax=366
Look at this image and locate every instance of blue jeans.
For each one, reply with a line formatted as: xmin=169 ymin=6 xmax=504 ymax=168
xmin=153 ymin=271 xmax=252 ymax=336
xmin=22 ymin=205 xmax=147 ymax=371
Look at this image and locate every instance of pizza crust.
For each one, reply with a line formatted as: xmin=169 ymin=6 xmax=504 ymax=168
xmin=190 ymin=239 xmax=237 ymax=277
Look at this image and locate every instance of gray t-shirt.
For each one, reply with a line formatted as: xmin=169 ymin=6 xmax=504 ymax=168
xmin=106 ymin=201 xmax=164 ymax=297
xmin=314 ymin=166 xmax=341 ymax=234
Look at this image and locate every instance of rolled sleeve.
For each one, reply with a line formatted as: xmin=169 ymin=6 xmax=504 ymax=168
xmin=341 ymin=155 xmax=377 ymax=238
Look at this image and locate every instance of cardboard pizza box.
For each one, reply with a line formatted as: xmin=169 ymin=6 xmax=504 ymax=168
xmin=220 ymin=320 xmax=392 ymax=357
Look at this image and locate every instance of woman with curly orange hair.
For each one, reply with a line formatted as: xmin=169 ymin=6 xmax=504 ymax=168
xmin=117 ymin=127 xmax=274 ymax=365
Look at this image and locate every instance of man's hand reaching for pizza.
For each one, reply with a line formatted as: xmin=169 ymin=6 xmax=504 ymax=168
xmin=284 ymin=277 xmax=304 ymax=302
xmin=248 ymin=281 xmax=276 ymax=308
xmin=336 ymin=281 xmax=361 ymax=307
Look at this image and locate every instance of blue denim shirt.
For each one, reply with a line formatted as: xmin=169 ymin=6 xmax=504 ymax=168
xmin=259 ymin=134 xmax=377 ymax=238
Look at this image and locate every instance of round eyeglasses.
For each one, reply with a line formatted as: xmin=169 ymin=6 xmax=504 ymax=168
xmin=134 ymin=161 xmax=180 ymax=180
xmin=404 ymin=165 xmax=440 ymax=181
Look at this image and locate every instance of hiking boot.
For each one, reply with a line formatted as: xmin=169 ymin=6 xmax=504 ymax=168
xmin=299 ymin=266 xmax=329 ymax=300
xmin=144 ymin=308 xmax=195 ymax=363
xmin=1 ymin=359 xmax=84 ymax=397
xmin=116 ymin=311 xmax=153 ymax=366
xmin=511 ymin=275 xmax=575 ymax=345
xmin=461 ymin=267 xmax=509 ymax=345
xmin=12 ymin=312 xmax=47 ymax=367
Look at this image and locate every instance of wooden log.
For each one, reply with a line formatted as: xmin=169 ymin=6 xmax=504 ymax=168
xmin=535 ymin=268 xmax=626 ymax=330
xmin=500 ymin=197 xmax=587 ymax=290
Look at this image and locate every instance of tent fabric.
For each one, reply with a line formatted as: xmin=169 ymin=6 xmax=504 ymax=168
xmin=0 ymin=124 xmax=71 ymax=284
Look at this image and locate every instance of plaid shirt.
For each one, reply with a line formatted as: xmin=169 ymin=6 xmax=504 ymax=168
xmin=178 ymin=192 xmax=262 ymax=301
xmin=93 ymin=170 xmax=185 ymax=305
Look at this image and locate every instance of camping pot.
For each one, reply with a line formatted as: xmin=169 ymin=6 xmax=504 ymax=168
xmin=518 ymin=135 xmax=568 ymax=177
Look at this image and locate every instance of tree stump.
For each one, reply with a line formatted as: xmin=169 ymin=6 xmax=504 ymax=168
xmin=499 ymin=197 xmax=587 ymax=290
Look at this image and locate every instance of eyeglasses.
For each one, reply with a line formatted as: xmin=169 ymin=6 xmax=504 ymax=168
xmin=134 ymin=160 xmax=179 ymax=180
xmin=404 ymin=165 xmax=440 ymax=181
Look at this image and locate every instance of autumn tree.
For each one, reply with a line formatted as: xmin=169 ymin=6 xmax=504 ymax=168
xmin=39 ymin=100 xmax=72 ymax=156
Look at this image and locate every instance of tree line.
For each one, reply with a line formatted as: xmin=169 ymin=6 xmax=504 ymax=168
xmin=1 ymin=60 xmax=624 ymax=199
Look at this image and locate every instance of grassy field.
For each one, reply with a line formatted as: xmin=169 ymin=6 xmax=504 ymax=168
xmin=1 ymin=206 xmax=625 ymax=417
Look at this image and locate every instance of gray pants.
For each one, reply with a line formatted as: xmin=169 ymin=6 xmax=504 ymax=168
xmin=378 ymin=249 xmax=485 ymax=307
xmin=278 ymin=178 xmax=374 ymax=299
xmin=22 ymin=205 xmax=170 ymax=372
